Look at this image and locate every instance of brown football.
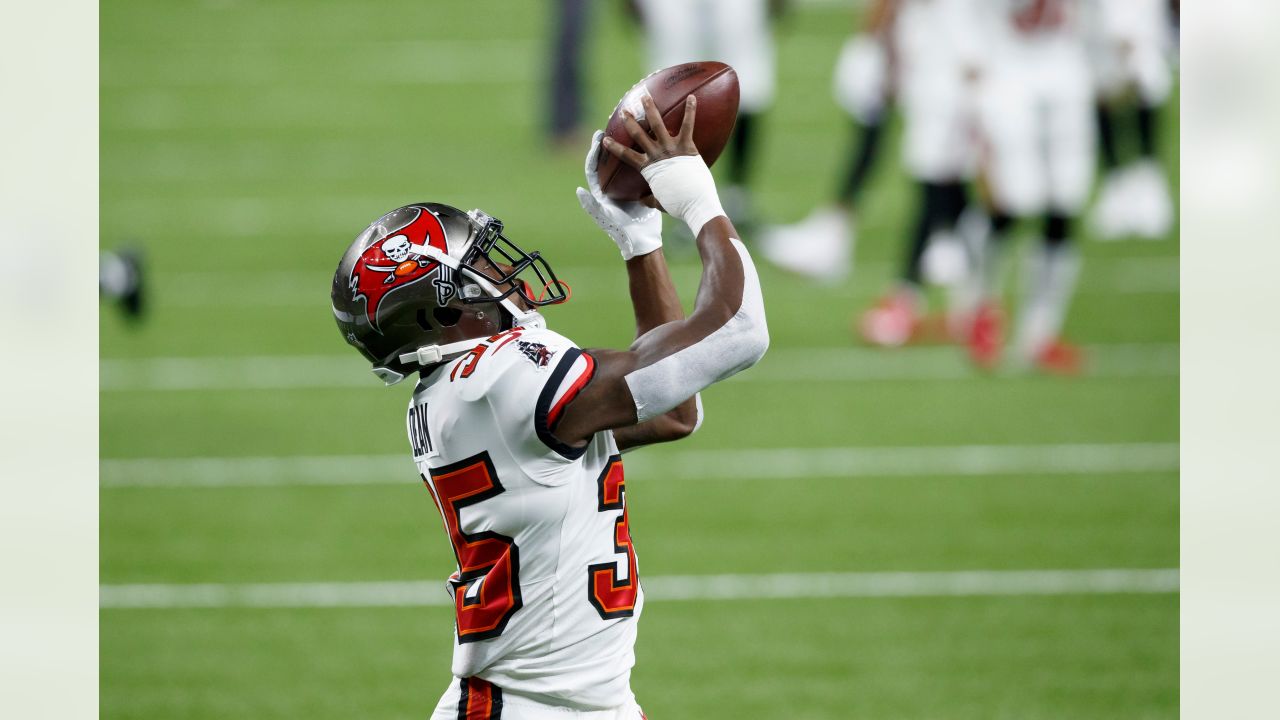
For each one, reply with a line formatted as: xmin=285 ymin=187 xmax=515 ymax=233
xmin=598 ymin=61 xmax=740 ymax=201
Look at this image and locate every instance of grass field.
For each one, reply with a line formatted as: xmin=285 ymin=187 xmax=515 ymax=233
xmin=101 ymin=1 xmax=1179 ymax=717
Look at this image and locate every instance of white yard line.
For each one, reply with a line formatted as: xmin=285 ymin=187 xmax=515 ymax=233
xmin=740 ymin=342 xmax=1178 ymax=382
xmin=99 ymin=342 xmax=1178 ymax=392
xmin=99 ymin=568 xmax=1178 ymax=609
xmin=100 ymin=442 xmax=1178 ymax=489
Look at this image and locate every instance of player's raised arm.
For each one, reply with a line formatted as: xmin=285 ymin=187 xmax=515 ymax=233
xmin=576 ymin=129 xmax=702 ymax=450
xmin=556 ymin=94 xmax=769 ymax=447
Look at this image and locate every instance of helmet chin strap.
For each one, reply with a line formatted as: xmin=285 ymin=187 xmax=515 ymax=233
xmin=377 ymin=246 xmax=546 ymax=384
xmin=396 ymin=337 xmax=490 ymax=369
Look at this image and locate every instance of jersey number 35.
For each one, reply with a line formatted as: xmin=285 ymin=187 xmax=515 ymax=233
xmin=426 ymin=453 xmax=639 ymax=643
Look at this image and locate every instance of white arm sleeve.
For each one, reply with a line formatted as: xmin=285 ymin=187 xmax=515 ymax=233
xmin=623 ymin=239 xmax=769 ymax=422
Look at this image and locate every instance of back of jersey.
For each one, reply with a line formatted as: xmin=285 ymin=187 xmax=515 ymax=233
xmin=406 ymin=326 xmax=644 ymax=711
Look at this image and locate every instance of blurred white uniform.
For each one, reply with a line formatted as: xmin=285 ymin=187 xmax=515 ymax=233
xmin=975 ymin=0 xmax=1095 ymax=215
xmin=1087 ymin=0 xmax=1173 ymax=104
xmin=894 ymin=0 xmax=982 ymax=183
xmin=412 ymin=326 xmax=646 ymax=718
xmin=1086 ymin=0 xmax=1175 ymax=240
xmin=636 ymin=0 xmax=775 ymax=112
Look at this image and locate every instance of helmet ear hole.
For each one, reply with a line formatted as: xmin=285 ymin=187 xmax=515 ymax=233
xmin=415 ymin=308 xmax=433 ymax=332
xmin=432 ymin=306 xmax=463 ymax=327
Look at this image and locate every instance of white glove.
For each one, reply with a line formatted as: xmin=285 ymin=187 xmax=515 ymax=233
xmin=641 ymin=154 xmax=725 ymax=237
xmin=576 ymin=131 xmax=663 ymax=261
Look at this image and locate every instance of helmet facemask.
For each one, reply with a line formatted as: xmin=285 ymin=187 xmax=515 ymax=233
xmin=456 ymin=210 xmax=569 ymax=310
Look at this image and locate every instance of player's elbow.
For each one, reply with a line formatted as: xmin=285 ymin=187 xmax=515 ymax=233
xmin=664 ymin=397 xmax=703 ymax=440
xmin=662 ymin=413 xmax=699 ymax=442
xmin=629 ymin=410 xmax=698 ymax=446
xmin=713 ymin=254 xmax=769 ymax=375
xmin=721 ymin=311 xmax=769 ymax=375
xmin=739 ymin=316 xmax=770 ymax=369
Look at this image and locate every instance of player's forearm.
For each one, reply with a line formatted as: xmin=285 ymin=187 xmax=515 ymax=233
xmin=603 ymin=128 xmax=768 ymax=426
xmin=622 ymin=250 xmax=702 ymax=444
xmin=625 ymin=249 xmax=684 ymax=339
xmin=612 ymin=399 xmax=700 ymax=452
xmin=559 ymin=89 xmax=763 ymax=445
xmin=626 ymin=168 xmax=766 ymax=368
xmin=623 ymin=216 xmax=768 ymax=422
xmin=685 ymin=215 xmax=752 ymax=329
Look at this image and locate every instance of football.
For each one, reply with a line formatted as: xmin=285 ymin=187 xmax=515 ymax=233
xmin=598 ymin=61 xmax=740 ymax=201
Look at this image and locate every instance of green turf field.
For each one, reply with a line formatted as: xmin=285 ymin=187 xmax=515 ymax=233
xmin=101 ymin=1 xmax=1179 ymax=717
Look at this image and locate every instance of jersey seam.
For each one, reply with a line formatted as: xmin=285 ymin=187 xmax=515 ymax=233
xmin=548 ymin=469 xmax=575 ymax=654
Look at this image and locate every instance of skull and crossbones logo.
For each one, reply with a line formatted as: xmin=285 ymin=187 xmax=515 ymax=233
xmin=364 ymin=234 xmax=433 ymax=284
xmin=383 ymin=237 xmax=413 ymax=263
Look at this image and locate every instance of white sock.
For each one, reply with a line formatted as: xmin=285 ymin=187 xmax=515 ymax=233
xmin=1014 ymin=243 xmax=1081 ymax=360
xmin=951 ymin=206 xmax=998 ymax=318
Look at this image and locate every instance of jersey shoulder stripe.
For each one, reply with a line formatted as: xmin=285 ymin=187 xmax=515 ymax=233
xmin=546 ymin=352 xmax=595 ymax=428
xmin=534 ymin=347 xmax=596 ymax=460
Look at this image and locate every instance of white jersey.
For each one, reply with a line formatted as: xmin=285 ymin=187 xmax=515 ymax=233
xmin=894 ymin=0 xmax=982 ymax=101
xmin=892 ymin=0 xmax=985 ymax=182
xmin=1086 ymin=0 xmax=1174 ymax=103
xmin=406 ymin=325 xmax=644 ymax=711
xmin=972 ymin=0 xmax=1096 ymax=214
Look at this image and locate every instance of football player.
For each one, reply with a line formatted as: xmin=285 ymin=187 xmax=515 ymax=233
xmin=859 ymin=0 xmax=982 ymax=345
xmin=331 ymin=93 xmax=768 ymax=718
xmin=546 ymin=0 xmax=591 ymax=150
xmin=962 ymin=0 xmax=1096 ymax=373
xmin=1087 ymin=0 xmax=1176 ymax=240
xmin=760 ymin=0 xmax=982 ymax=347
xmin=758 ymin=0 xmax=897 ymax=285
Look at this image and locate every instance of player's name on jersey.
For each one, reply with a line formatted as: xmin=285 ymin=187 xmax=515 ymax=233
xmin=408 ymin=399 xmax=437 ymax=460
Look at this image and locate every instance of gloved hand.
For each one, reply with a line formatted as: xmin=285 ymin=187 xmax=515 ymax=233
xmin=576 ymin=131 xmax=663 ymax=261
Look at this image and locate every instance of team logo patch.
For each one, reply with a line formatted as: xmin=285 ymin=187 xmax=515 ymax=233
xmin=515 ymin=340 xmax=555 ymax=368
xmin=348 ymin=207 xmax=455 ymax=333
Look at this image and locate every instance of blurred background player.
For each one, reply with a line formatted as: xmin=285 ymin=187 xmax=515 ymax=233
xmin=858 ymin=0 xmax=982 ymax=346
xmin=762 ymin=0 xmax=982 ymax=349
xmin=758 ymin=0 xmax=894 ymax=284
xmin=633 ymin=0 xmax=779 ymax=227
xmin=546 ymin=0 xmax=592 ymax=150
xmin=1087 ymin=0 xmax=1176 ymax=240
xmin=961 ymin=0 xmax=1096 ymax=374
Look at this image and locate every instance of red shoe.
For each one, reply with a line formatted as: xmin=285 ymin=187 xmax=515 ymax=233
xmin=859 ymin=291 xmax=922 ymax=347
xmin=1034 ymin=339 xmax=1084 ymax=376
xmin=967 ymin=303 xmax=1004 ymax=370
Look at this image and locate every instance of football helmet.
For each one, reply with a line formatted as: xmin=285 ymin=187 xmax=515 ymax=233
xmin=331 ymin=202 xmax=568 ymax=385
